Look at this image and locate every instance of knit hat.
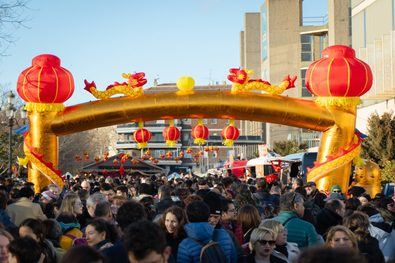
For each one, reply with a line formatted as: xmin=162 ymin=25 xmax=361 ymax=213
xmin=330 ymin=185 xmax=342 ymax=193
xmin=41 ymin=190 xmax=57 ymax=201
xmin=203 ymin=191 xmax=223 ymax=215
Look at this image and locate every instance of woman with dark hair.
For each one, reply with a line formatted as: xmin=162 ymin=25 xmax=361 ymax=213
xmin=8 ymin=237 xmax=43 ymax=263
xmin=42 ymin=219 xmax=65 ymax=261
xmin=60 ymin=245 xmax=105 ymax=263
xmin=343 ymin=212 xmax=384 ymax=263
xmin=237 ymin=204 xmax=261 ymax=252
xmin=159 ymin=206 xmax=186 ymax=261
xmin=344 ymin=197 xmax=361 ymax=217
xmin=19 ymin=219 xmax=57 ymax=263
xmin=85 ymin=218 xmax=119 ymax=250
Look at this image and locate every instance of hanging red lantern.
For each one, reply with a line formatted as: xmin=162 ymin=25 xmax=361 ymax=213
xmin=133 ymin=122 xmax=152 ymax=149
xmin=113 ymin=159 xmax=119 ymax=166
xmin=159 ymin=154 xmax=165 ymax=159
xmin=163 ymin=120 xmax=180 ymax=147
xmin=221 ymin=120 xmax=240 ymax=146
xmin=306 ymin=45 xmax=373 ymax=102
xmin=191 ymin=119 xmax=209 ymax=145
xmin=119 ymin=166 xmax=125 ymax=177
xmin=16 ymin=54 xmax=75 ymax=108
xmin=179 ymin=151 xmax=184 ymax=158
xmin=186 ymin=147 xmax=193 ymax=154
xmin=166 ymin=151 xmax=173 ymax=159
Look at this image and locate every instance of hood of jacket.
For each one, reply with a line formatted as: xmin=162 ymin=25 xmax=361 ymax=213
xmin=184 ymin=222 xmax=214 ymax=243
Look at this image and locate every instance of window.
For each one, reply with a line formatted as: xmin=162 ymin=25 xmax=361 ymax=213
xmin=300 ymin=69 xmax=312 ymax=97
xmin=203 ymin=119 xmax=208 ymax=124
xmin=301 ymin=35 xmax=312 ymax=62
xmin=211 ymin=119 xmax=217 ymax=124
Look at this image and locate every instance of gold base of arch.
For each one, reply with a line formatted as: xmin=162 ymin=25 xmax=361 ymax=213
xmin=28 ymin=91 xmax=355 ymax=193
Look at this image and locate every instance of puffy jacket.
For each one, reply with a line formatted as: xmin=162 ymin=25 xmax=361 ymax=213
xmin=177 ymin=222 xmax=237 ymax=263
xmin=273 ymin=211 xmax=323 ymax=248
xmin=368 ymin=213 xmax=395 ymax=262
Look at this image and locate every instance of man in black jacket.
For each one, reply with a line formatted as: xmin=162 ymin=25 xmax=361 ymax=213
xmin=316 ymin=199 xmax=345 ymax=238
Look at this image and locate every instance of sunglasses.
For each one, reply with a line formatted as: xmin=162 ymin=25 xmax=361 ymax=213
xmin=332 ymin=190 xmax=341 ymax=193
xmin=257 ymin=240 xmax=276 ymax=246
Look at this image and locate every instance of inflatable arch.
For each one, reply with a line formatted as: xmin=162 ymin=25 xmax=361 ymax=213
xmin=16 ymin=45 xmax=373 ymax=193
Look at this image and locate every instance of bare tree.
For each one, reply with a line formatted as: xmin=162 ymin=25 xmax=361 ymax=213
xmin=0 ymin=0 xmax=30 ymax=56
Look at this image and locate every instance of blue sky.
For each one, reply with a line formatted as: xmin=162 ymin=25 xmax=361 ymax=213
xmin=0 ymin=0 xmax=326 ymax=106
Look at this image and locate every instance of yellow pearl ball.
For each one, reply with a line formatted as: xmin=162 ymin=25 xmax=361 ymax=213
xmin=176 ymin=76 xmax=195 ymax=92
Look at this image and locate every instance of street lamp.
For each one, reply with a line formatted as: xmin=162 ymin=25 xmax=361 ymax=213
xmin=2 ymin=91 xmax=27 ymax=177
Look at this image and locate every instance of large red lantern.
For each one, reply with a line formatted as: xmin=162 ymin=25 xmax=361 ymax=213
xmin=163 ymin=120 xmax=180 ymax=147
xmin=306 ymin=45 xmax=373 ymax=98
xmin=17 ymin=54 xmax=75 ymax=107
xmin=133 ymin=122 xmax=152 ymax=149
xmin=192 ymin=119 xmax=209 ymax=145
xmin=221 ymin=120 xmax=240 ymax=146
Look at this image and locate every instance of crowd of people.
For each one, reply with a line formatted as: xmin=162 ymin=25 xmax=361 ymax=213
xmin=0 ymin=171 xmax=393 ymax=263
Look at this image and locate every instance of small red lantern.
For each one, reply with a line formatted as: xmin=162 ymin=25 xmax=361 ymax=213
xmin=186 ymin=147 xmax=193 ymax=154
xmin=221 ymin=120 xmax=240 ymax=146
xmin=179 ymin=151 xmax=184 ymax=158
xmin=191 ymin=119 xmax=209 ymax=145
xmin=144 ymin=150 xmax=151 ymax=156
xmin=17 ymin=54 xmax=75 ymax=106
xmin=166 ymin=151 xmax=173 ymax=159
xmin=159 ymin=154 xmax=165 ymax=159
xmin=163 ymin=120 xmax=180 ymax=147
xmin=94 ymin=156 xmax=100 ymax=162
xmin=306 ymin=45 xmax=373 ymax=98
xmin=133 ymin=122 xmax=152 ymax=149
xmin=113 ymin=159 xmax=119 ymax=166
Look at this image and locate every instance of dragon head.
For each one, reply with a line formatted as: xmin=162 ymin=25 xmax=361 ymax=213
xmin=122 ymin=72 xmax=147 ymax=88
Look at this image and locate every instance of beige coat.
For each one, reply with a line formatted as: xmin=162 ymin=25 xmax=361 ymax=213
xmin=6 ymin=197 xmax=47 ymax=226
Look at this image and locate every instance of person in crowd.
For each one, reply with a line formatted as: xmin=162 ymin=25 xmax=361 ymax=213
xmin=253 ymin=179 xmax=275 ymax=210
xmin=343 ymin=211 xmax=385 ymax=263
xmin=177 ymin=200 xmax=237 ymax=263
xmin=80 ymin=180 xmax=91 ymax=194
xmin=60 ymin=245 xmax=105 ymax=263
xmin=156 ymin=185 xmax=175 ymax=215
xmin=221 ymin=199 xmax=243 ymax=245
xmin=316 ymin=199 xmax=346 ymax=238
xmin=110 ymin=196 xmax=127 ymax=218
xmin=260 ymin=219 xmax=300 ymax=262
xmin=348 ymin=186 xmax=366 ymax=198
xmin=234 ymin=184 xmax=256 ymax=211
xmin=0 ymin=229 xmax=13 ymax=263
xmin=94 ymin=202 xmax=114 ymax=222
xmin=19 ymin=218 xmax=57 ymax=263
xmin=5 ymin=187 xmax=46 ymax=226
xmin=42 ymin=219 xmax=65 ymax=262
xmin=7 ymin=237 xmax=43 ymax=263
xmin=247 ymin=227 xmax=287 ymax=263
xmin=58 ymin=192 xmax=83 ymax=219
xmin=304 ymin=181 xmax=326 ymax=209
xmin=330 ymin=185 xmax=342 ymax=194
xmin=124 ymin=220 xmax=171 ymax=263
xmin=159 ymin=206 xmax=186 ymax=262
xmin=344 ymin=197 xmax=361 ymax=217
xmin=295 ymin=246 xmax=367 ymax=263
xmin=325 ymin=225 xmax=358 ymax=251
xmin=358 ymin=193 xmax=371 ymax=206
xmin=237 ymin=204 xmax=261 ymax=251
xmin=203 ymin=191 xmax=224 ymax=228
xmin=273 ymin=192 xmax=322 ymax=248
xmin=291 ymin=178 xmax=303 ymax=193
xmin=86 ymin=192 xmax=107 ymax=218
xmin=115 ymin=185 xmax=128 ymax=199
xmin=56 ymin=212 xmax=85 ymax=250
xmin=0 ymin=193 xmax=15 ymax=231
xmin=100 ymin=183 xmax=116 ymax=203
xmin=85 ymin=218 xmax=118 ymax=251
xmin=101 ymin=201 xmax=147 ymax=263
xmin=358 ymin=204 xmax=395 ymax=262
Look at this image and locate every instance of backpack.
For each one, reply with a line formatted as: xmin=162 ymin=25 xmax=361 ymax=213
xmin=190 ymin=237 xmax=227 ymax=263
xmin=60 ymin=228 xmax=87 ymax=249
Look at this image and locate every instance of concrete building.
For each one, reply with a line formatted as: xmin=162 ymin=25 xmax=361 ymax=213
xmin=351 ymin=0 xmax=395 ymax=131
xmin=240 ymin=0 xmax=351 ymax=148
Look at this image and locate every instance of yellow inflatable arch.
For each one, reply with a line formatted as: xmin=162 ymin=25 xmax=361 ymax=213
xmin=16 ymin=45 xmax=373 ymax=193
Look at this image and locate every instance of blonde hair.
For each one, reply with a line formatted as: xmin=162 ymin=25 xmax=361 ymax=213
xmin=260 ymin=219 xmax=282 ymax=237
xmin=325 ymin=225 xmax=358 ymax=252
xmin=249 ymin=227 xmax=277 ymax=252
xmin=59 ymin=192 xmax=81 ymax=216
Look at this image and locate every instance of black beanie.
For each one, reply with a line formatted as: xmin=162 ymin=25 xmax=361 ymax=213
xmin=203 ymin=191 xmax=223 ymax=215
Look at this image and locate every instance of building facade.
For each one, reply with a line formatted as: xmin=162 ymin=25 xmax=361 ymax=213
xmin=240 ymin=0 xmax=351 ymax=148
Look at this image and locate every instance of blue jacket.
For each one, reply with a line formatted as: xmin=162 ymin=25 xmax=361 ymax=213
xmin=273 ymin=211 xmax=322 ymax=248
xmin=177 ymin=222 xmax=237 ymax=263
xmin=0 ymin=210 xmax=15 ymax=230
